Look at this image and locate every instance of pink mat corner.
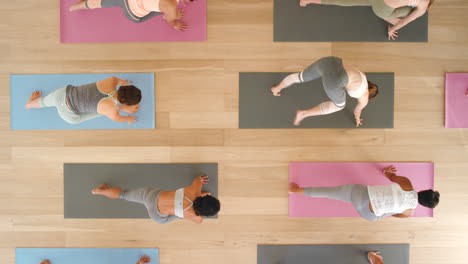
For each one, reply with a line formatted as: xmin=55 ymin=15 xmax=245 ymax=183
xmin=445 ymin=73 xmax=468 ymax=128
xmin=60 ymin=0 xmax=206 ymax=43
xmin=289 ymin=162 xmax=434 ymax=218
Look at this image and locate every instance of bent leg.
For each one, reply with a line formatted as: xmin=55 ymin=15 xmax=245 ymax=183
xmin=351 ymin=184 xmax=381 ymax=221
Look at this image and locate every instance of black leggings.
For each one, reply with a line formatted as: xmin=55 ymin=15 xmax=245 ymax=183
xmin=87 ymin=0 xmax=162 ymax=23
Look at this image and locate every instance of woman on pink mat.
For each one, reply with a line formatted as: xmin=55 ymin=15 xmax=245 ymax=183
xmin=289 ymin=165 xmax=440 ymax=221
xmin=299 ymin=0 xmax=434 ymax=40
xmin=70 ymin=0 xmax=193 ymax=32
xmin=40 ymin=255 xmax=152 ymax=264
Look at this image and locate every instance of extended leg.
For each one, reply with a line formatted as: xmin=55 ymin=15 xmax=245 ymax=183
xmin=303 ymin=184 xmax=356 ymax=203
xmin=301 ymin=0 xmax=370 ymax=7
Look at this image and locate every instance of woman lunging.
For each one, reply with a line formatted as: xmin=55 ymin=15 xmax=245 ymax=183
xmin=91 ymin=175 xmax=221 ymax=224
xmin=299 ymin=0 xmax=434 ymax=40
xmin=271 ymin=56 xmax=379 ymax=127
xmin=289 ymin=165 xmax=440 ymax=221
xmin=25 ymin=76 xmax=141 ymax=125
xmin=69 ymin=0 xmax=193 ymax=31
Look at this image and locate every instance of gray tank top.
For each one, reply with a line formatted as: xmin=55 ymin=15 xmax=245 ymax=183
xmin=66 ymin=82 xmax=118 ymax=115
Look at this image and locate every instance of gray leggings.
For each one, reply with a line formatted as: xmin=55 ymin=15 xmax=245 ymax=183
xmin=321 ymin=0 xmax=413 ymax=20
xmin=39 ymin=87 xmax=101 ymax=124
xmin=299 ymin=56 xmax=348 ymax=107
xmin=119 ymin=187 xmax=179 ymax=224
xmin=86 ymin=0 xmax=162 ymax=23
xmin=304 ymin=184 xmax=382 ymax=221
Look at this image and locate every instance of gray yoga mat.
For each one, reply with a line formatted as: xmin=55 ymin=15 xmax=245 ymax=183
xmin=239 ymin=72 xmax=394 ymax=128
xmin=64 ymin=163 xmax=218 ymax=219
xmin=274 ymin=0 xmax=428 ymax=42
xmin=258 ymin=244 xmax=409 ymax=264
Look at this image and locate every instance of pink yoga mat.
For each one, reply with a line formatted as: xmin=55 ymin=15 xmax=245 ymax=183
xmin=60 ymin=0 xmax=206 ymax=43
xmin=289 ymin=162 xmax=434 ymax=218
xmin=445 ymin=73 xmax=468 ymax=128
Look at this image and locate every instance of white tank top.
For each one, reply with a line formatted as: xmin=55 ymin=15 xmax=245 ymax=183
xmin=347 ymin=70 xmax=367 ymax=99
xmin=367 ymin=184 xmax=418 ymax=216
xmin=174 ymin=188 xmax=193 ymax=218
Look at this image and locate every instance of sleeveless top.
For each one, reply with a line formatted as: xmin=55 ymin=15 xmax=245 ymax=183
xmin=367 ymin=184 xmax=418 ymax=216
xmin=347 ymin=70 xmax=368 ymax=99
xmin=174 ymin=188 xmax=194 ymax=218
xmin=66 ymin=82 xmax=119 ymax=115
xmin=128 ymin=0 xmax=161 ymax=17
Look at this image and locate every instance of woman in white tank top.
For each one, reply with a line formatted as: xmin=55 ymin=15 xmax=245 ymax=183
xmin=289 ymin=165 xmax=440 ymax=221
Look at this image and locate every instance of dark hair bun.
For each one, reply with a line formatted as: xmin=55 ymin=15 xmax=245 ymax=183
xmin=118 ymin=85 xmax=142 ymax=105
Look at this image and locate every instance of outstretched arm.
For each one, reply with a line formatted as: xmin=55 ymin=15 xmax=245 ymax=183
xmin=354 ymin=96 xmax=368 ymax=127
xmin=382 ymin=166 xmax=414 ymax=191
xmin=190 ymin=175 xmax=210 ymax=193
xmin=388 ymin=4 xmax=428 ymax=39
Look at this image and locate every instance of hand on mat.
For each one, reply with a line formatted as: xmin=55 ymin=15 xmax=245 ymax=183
xmin=40 ymin=260 xmax=51 ymax=264
xmin=176 ymin=9 xmax=184 ymax=20
xmin=127 ymin=105 xmax=140 ymax=114
xmin=367 ymin=252 xmax=384 ymax=264
xmin=173 ymin=21 xmax=188 ymax=32
xmin=198 ymin=175 xmax=210 ymax=184
xmin=271 ymin=86 xmax=282 ymax=96
xmin=465 ymin=88 xmax=468 ymax=96
xmin=383 ymin=165 xmax=397 ymax=176
xmin=139 ymin=255 xmax=151 ymax=264
xmin=355 ymin=118 xmax=363 ymax=127
xmin=127 ymin=116 xmax=138 ymax=125
xmin=388 ymin=26 xmax=399 ymax=40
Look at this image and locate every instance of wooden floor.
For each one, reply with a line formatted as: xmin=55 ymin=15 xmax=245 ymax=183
xmin=1 ymin=0 xmax=468 ymax=264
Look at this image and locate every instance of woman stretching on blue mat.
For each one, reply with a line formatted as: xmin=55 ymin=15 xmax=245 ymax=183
xmin=39 ymin=255 xmax=152 ymax=264
xmin=25 ymin=76 xmax=141 ymax=125
xmin=299 ymin=0 xmax=433 ymax=40
xmin=271 ymin=56 xmax=379 ymax=127
xmin=69 ymin=0 xmax=192 ymax=32
xmin=91 ymin=175 xmax=220 ymax=224
xmin=289 ymin=165 xmax=440 ymax=221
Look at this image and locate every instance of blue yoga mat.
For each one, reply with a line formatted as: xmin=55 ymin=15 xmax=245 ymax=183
xmin=10 ymin=73 xmax=155 ymax=130
xmin=16 ymin=248 xmax=159 ymax=264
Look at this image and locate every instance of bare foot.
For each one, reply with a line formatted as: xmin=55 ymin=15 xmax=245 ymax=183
xmin=289 ymin=183 xmax=304 ymax=194
xmin=293 ymin=110 xmax=307 ymax=126
xmin=300 ymin=0 xmax=318 ymax=7
xmin=25 ymin=91 xmax=42 ymax=109
xmin=271 ymin=86 xmax=282 ymax=96
xmin=92 ymin=184 xmax=111 ymax=195
xmin=367 ymin=252 xmax=384 ymax=264
xmin=69 ymin=0 xmax=87 ymax=11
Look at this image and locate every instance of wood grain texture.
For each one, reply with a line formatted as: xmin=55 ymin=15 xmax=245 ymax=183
xmin=1 ymin=0 xmax=467 ymax=264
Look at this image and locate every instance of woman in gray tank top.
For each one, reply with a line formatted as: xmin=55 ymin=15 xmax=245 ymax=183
xmin=25 ymin=76 xmax=142 ymax=125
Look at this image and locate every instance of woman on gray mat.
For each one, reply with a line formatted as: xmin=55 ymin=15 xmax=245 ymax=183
xmin=299 ymin=0 xmax=433 ymax=40
xmin=271 ymin=56 xmax=379 ymax=127
xmin=289 ymin=165 xmax=440 ymax=221
xmin=25 ymin=76 xmax=141 ymax=125
xmin=91 ymin=175 xmax=220 ymax=224
xmin=39 ymin=255 xmax=152 ymax=264
xmin=69 ymin=0 xmax=192 ymax=32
